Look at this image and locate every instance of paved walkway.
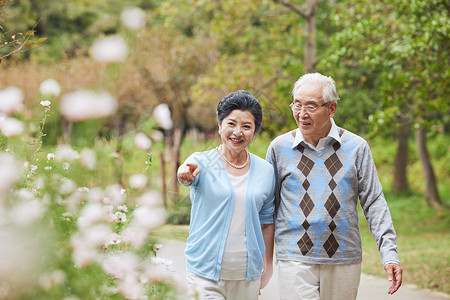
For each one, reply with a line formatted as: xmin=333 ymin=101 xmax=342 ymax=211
xmin=158 ymin=239 xmax=450 ymax=300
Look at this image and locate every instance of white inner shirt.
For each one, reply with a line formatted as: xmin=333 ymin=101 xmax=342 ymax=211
xmin=220 ymin=170 xmax=249 ymax=280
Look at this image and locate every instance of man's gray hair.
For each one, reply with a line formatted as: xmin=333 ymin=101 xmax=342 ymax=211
xmin=292 ymin=73 xmax=340 ymax=103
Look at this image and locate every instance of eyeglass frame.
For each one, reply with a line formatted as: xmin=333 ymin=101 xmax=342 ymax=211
xmin=289 ymin=101 xmax=329 ymax=114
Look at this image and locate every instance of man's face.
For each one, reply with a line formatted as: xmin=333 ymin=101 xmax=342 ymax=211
xmin=292 ymin=83 xmax=336 ymax=146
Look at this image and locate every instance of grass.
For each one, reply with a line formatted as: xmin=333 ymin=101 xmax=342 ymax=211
xmin=359 ymin=190 xmax=450 ymax=294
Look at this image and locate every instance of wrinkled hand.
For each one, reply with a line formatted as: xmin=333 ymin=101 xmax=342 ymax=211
xmin=177 ymin=163 xmax=200 ymax=185
xmin=259 ymin=263 xmax=273 ymax=295
xmin=385 ymin=263 xmax=402 ymax=295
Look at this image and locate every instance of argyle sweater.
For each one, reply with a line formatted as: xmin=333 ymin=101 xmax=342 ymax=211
xmin=266 ymin=126 xmax=400 ymax=266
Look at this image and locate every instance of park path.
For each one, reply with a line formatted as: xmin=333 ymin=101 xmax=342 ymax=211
xmin=157 ymin=239 xmax=449 ymax=300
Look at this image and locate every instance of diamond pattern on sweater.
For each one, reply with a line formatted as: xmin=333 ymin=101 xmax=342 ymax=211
xmin=300 ymin=193 xmax=314 ymax=218
xmin=329 ymin=220 xmax=336 ymax=232
xmin=298 ymin=155 xmax=314 ymax=176
xmin=329 ymin=178 xmax=337 ymax=190
xmin=296 ymin=144 xmax=305 ymax=153
xmin=302 ymin=179 xmax=310 ymax=190
xmin=324 ymin=234 xmax=339 ymax=258
xmin=325 ymin=193 xmax=340 ymax=218
xmin=286 ymin=129 xmax=356 ymax=259
xmin=325 ymin=153 xmax=343 ymax=176
xmin=297 ymin=233 xmax=313 ymax=255
xmin=302 ymin=220 xmax=310 ymax=231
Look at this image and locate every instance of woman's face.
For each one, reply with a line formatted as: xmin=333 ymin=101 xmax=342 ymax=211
xmin=218 ymin=109 xmax=255 ymax=154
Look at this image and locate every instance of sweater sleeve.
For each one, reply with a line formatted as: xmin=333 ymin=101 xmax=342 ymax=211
xmin=357 ymin=141 xmax=400 ymax=267
xmin=259 ymin=167 xmax=275 ymax=225
xmin=265 ymin=142 xmax=281 ymax=217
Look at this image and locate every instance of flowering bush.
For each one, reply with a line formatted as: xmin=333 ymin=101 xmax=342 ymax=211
xmin=0 ymin=84 xmax=177 ymax=300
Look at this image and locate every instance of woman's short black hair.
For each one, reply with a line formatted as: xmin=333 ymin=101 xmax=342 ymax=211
xmin=216 ymin=90 xmax=263 ymax=133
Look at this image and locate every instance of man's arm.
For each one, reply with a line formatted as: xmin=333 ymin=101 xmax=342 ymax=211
xmin=357 ymin=141 xmax=402 ymax=294
xmin=260 ymin=223 xmax=274 ymax=291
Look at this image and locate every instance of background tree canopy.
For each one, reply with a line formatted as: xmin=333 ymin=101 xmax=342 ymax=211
xmin=1 ymin=0 xmax=449 ymax=206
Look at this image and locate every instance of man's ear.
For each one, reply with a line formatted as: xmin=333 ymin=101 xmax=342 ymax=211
xmin=329 ymin=102 xmax=337 ymax=118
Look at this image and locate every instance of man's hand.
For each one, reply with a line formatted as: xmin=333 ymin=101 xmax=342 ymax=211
xmin=384 ymin=263 xmax=402 ymax=295
xmin=177 ymin=163 xmax=200 ymax=185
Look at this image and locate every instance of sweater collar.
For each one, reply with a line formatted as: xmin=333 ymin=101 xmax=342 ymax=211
xmin=291 ymin=118 xmax=342 ymax=150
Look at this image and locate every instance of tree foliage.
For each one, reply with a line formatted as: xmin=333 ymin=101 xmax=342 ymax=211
xmin=1 ymin=0 xmax=159 ymax=61
xmin=323 ymin=0 xmax=450 ymax=135
xmin=0 ymin=0 xmax=46 ymax=61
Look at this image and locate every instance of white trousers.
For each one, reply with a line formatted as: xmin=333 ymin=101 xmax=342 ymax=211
xmin=278 ymin=260 xmax=362 ymax=300
xmin=186 ymin=270 xmax=261 ymax=300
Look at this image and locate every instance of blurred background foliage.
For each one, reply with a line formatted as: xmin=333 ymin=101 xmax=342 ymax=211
xmin=0 ymin=0 xmax=449 ymax=295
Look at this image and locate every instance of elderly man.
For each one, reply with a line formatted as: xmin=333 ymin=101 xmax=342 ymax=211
xmin=266 ymin=73 xmax=402 ymax=300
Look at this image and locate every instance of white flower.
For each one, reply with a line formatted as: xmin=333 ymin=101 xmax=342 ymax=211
xmin=40 ymin=100 xmax=52 ymax=107
xmin=153 ymin=103 xmax=173 ymax=130
xmin=0 ymin=227 xmax=46 ymax=296
xmin=10 ymin=199 xmax=46 ymax=226
xmin=39 ymin=79 xmax=61 ymax=96
xmin=60 ymin=90 xmax=118 ymax=122
xmin=119 ymin=277 xmax=145 ymax=300
xmin=78 ymin=203 xmax=107 ymax=230
xmin=62 ymin=212 xmax=73 ymax=220
xmin=121 ymin=7 xmax=147 ymax=29
xmin=55 ymin=144 xmax=79 ymax=162
xmin=114 ymin=211 xmax=127 ymax=223
xmin=103 ymin=184 xmax=125 ymax=207
xmin=0 ymin=152 xmax=21 ymax=194
xmin=0 ymin=86 xmax=24 ymax=115
xmin=102 ymin=252 xmax=140 ymax=279
xmin=129 ymin=174 xmax=147 ymax=189
xmin=83 ymin=224 xmax=113 ymax=247
xmin=39 ymin=270 xmax=66 ymax=291
xmin=78 ymin=187 xmax=90 ymax=193
xmin=71 ymin=234 xmax=96 ymax=268
xmin=121 ymin=225 xmax=148 ymax=248
xmin=62 ymin=162 xmax=70 ymax=170
xmin=79 ymin=148 xmax=96 ymax=170
xmin=134 ymin=132 xmax=152 ymax=150
xmin=138 ymin=190 xmax=160 ymax=207
xmin=89 ymin=35 xmax=128 ymax=63
xmin=44 ymin=166 xmax=52 ymax=171
xmin=0 ymin=117 xmax=25 ymax=136
xmin=47 ymin=153 xmax=55 ymax=160
xmin=151 ymin=256 xmax=173 ymax=269
xmin=151 ymin=130 xmax=164 ymax=142
xmin=58 ymin=178 xmax=77 ymax=195
xmin=30 ymin=165 xmax=38 ymax=173
xmin=86 ymin=187 xmax=104 ymax=203
xmin=118 ymin=205 xmax=128 ymax=212
xmin=132 ymin=206 xmax=165 ymax=231
xmin=105 ymin=232 xmax=122 ymax=247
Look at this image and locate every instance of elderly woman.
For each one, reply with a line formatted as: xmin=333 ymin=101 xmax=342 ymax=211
xmin=177 ymin=90 xmax=275 ymax=300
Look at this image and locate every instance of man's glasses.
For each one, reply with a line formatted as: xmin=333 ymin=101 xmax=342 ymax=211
xmin=289 ymin=102 xmax=328 ymax=114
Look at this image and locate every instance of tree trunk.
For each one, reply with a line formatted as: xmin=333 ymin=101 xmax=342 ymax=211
xmin=392 ymin=122 xmax=410 ymax=192
xmin=170 ymin=127 xmax=183 ymax=197
xmin=415 ymin=128 xmax=441 ymax=208
xmin=273 ymin=0 xmax=317 ymax=73
xmin=163 ymin=125 xmax=185 ymax=202
xmin=160 ymin=151 xmax=168 ymax=209
xmin=304 ymin=0 xmax=316 ymax=73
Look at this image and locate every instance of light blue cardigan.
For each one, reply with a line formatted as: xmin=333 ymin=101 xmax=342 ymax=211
xmin=180 ymin=147 xmax=275 ymax=281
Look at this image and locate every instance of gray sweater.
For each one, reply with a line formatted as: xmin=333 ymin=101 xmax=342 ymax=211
xmin=266 ymin=124 xmax=400 ymax=267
